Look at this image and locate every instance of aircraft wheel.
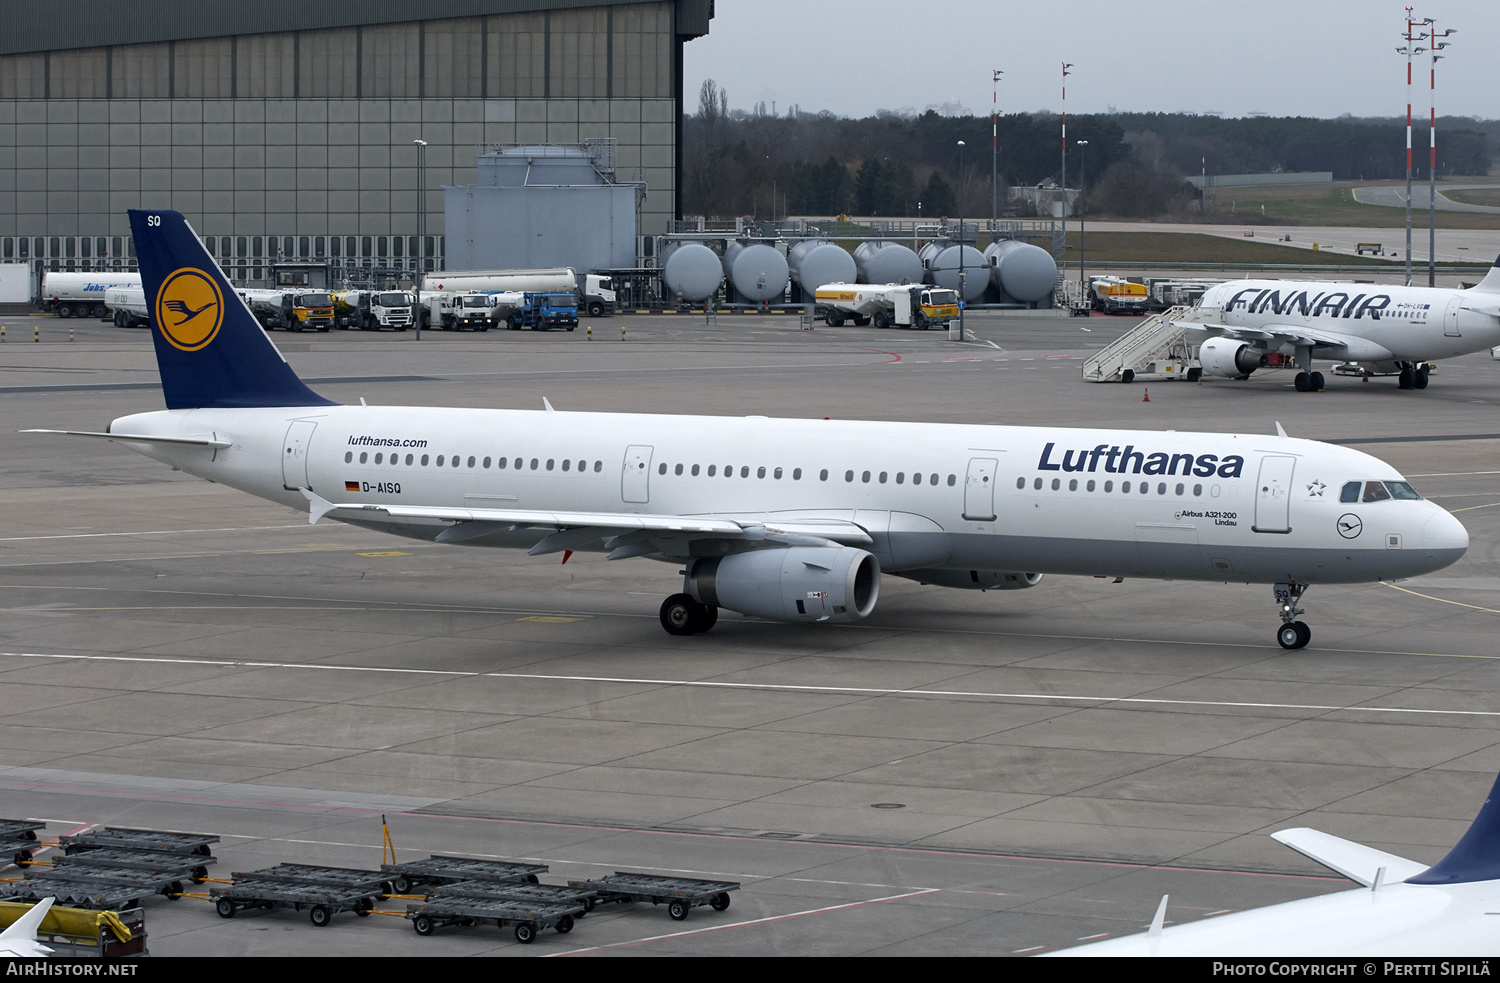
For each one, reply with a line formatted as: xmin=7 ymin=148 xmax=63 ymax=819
xmin=1399 ymin=366 xmax=1415 ymax=389
xmin=660 ymin=594 xmax=698 ymax=636
xmin=1277 ymin=621 xmax=1311 ymax=650
xmin=688 ymin=603 xmax=717 ymax=633
xmin=1310 ymin=371 xmax=1325 ymax=391
xmin=1293 ymin=371 xmax=1310 ymax=392
xmin=1415 ymin=366 xmax=1429 ymax=389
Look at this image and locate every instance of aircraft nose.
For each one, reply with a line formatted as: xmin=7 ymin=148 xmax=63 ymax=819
xmin=1423 ymin=508 xmax=1469 ymax=556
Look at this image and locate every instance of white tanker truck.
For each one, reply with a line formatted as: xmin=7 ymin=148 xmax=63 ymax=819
xmin=41 ymin=271 xmax=142 ymax=319
xmin=423 ymin=268 xmax=615 ymax=316
xmin=813 ymin=283 xmax=960 ymax=330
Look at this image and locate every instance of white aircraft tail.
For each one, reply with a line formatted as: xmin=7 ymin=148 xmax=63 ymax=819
xmin=0 ymin=897 xmax=55 ymax=956
xmin=1469 ymin=255 xmax=1500 ymax=294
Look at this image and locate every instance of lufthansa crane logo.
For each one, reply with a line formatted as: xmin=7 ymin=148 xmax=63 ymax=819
xmin=154 ymin=268 xmax=223 ymax=351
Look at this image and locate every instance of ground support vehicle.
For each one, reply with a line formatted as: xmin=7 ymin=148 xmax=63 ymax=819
xmin=240 ymin=289 xmax=335 ymax=332
xmin=1089 ymin=276 xmax=1150 ymax=314
xmin=381 ymin=855 xmax=546 ymax=894
xmin=0 ymin=818 xmax=44 ymax=867
xmin=566 ymin=872 xmax=738 ymax=921
xmin=430 ymin=291 xmax=495 ymax=331
xmin=405 ymin=896 xmax=583 ymax=942
xmin=210 ymin=877 xmax=379 ymax=926
xmin=335 ymin=290 xmax=413 ymax=331
xmin=423 ymin=267 xmax=616 ymax=315
xmin=429 ymin=879 xmax=598 ymax=914
xmin=813 ymin=283 xmax=959 ymax=330
xmin=506 ymin=291 xmax=579 ymax=331
xmin=19 ymin=865 xmax=189 ymax=906
xmin=0 ymin=901 xmax=146 ymax=957
xmin=40 ymin=271 xmax=142 ymax=319
xmin=228 ymin=863 xmax=394 ymax=891
xmin=53 ymin=847 xmax=213 ymax=884
xmin=59 ymin=826 xmax=218 ymax=857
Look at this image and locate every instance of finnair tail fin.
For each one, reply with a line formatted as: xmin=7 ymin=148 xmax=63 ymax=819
xmin=1469 ymin=254 xmax=1500 ymax=295
xmin=127 ymin=209 xmax=335 ymax=410
xmin=0 ymin=897 xmax=54 ymax=957
xmin=1406 ymin=771 xmax=1500 ymax=885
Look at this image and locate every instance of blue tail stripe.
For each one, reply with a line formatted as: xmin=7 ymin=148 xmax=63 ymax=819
xmin=128 ymin=209 xmax=335 ymax=410
xmin=1405 ymin=771 xmax=1500 ymax=884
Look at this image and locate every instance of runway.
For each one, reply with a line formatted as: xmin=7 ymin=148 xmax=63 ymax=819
xmin=2 ymin=311 xmax=1499 ymax=955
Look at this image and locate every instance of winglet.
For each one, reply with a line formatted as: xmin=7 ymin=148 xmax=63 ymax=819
xmin=1147 ymin=894 xmax=1168 ymax=938
xmin=300 ymin=487 xmax=336 ymax=524
xmin=1275 ymin=421 xmax=1289 ymax=438
xmin=1407 ymin=771 xmax=1500 ymax=884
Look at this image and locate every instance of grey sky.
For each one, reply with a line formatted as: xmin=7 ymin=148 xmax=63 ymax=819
xmin=684 ymin=0 xmax=1498 ymax=121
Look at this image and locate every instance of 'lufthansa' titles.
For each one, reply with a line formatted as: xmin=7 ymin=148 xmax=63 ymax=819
xmin=1038 ymin=442 xmax=1245 ymax=478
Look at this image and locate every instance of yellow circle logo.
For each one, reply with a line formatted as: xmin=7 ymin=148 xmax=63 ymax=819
xmin=155 ymin=268 xmax=224 ymax=351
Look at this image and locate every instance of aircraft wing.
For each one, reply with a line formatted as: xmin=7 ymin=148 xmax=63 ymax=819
xmin=1270 ymin=828 xmax=1429 ymax=886
xmin=301 ymin=490 xmax=875 ymax=557
xmin=1173 ymin=321 xmax=1394 ymax=360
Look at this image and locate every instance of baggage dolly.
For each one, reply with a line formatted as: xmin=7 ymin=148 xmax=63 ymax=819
xmin=20 ymin=865 xmax=189 ymax=906
xmin=567 ymin=872 xmax=739 ymax=921
xmin=229 ymin=863 xmax=393 ymax=893
xmin=210 ymin=878 xmax=380 ymax=927
xmin=54 ymin=847 xmax=214 ymax=883
xmin=430 ymin=879 xmax=598 ymax=914
xmin=59 ymin=827 xmax=218 ymax=857
xmin=405 ymin=896 xmax=585 ymax=943
xmin=0 ymin=819 xmax=46 ymax=867
xmin=381 ymin=855 xmax=548 ymax=894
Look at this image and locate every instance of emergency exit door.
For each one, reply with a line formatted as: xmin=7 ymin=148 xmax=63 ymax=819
xmin=963 ymin=457 xmax=998 ymax=522
xmin=1253 ymin=455 xmax=1296 ymax=533
xmin=622 ymin=445 xmax=653 ymax=503
xmin=282 ymin=421 xmax=317 ymax=490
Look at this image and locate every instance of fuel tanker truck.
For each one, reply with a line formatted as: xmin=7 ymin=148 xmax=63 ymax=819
xmin=41 ymin=271 xmax=142 ymax=319
xmin=813 ymin=283 xmax=960 ymax=330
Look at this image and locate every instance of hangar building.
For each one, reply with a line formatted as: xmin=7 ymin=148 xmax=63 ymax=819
xmin=0 ymin=0 xmax=712 ymax=286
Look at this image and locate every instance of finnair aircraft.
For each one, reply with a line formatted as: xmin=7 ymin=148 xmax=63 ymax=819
xmin=1051 ymin=771 xmax=1500 ymax=956
xmin=0 ymin=897 xmax=54 ymax=958
xmin=1189 ymin=261 xmax=1500 ymax=391
xmin=27 ymin=210 xmax=1469 ymax=648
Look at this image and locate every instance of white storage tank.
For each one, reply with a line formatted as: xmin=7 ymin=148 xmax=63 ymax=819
xmin=787 ymin=240 xmax=856 ymax=296
xmin=919 ymin=242 xmax=988 ymax=302
xmin=983 ymin=240 xmax=1058 ymax=303
xmin=853 ymin=240 xmax=922 ymax=285
xmin=722 ymin=241 xmax=789 ymax=303
xmin=661 ymin=241 xmax=723 ymax=303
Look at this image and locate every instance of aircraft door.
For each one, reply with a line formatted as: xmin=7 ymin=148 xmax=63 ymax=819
xmin=1444 ymin=296 xmax=1461 ymax=337
xmin=962 ymin=458 xmax=998 ymax=522
xmin=622 ymin=444 xmax=653 ymax=503
xmin=281 ymin=421 xmax=317 ymax=491
xmin=1253 ymin=455 xmax=1296 ymax=533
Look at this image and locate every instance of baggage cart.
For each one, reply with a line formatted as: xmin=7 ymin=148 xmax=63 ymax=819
xmin=566 ymin=872 xmax=738 ymax=921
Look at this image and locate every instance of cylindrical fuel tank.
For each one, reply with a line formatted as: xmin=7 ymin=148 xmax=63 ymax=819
xmin=919 ymin=242 xmax=988 ymax=302
xmin=982 ymin=239 xmax=1059 ymax=302
xmin=722 ymin=241 xmax=789 ymax=303
xmin=853 ymin=240 xmax=922 ymax=285
xmin=661 ymin=241 xmax=723 ymax=303
xmin=787 ymin=240 xmax=856 ymax=294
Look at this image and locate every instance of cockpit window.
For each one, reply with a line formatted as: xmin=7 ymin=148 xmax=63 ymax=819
xmin=1340 ymin=481 xmax=1360 ymax=503
xmin=1362 ymin=481 xmax=1391 ymax=503
xmin=1384 ymin=481 xmax=1421 ymax=501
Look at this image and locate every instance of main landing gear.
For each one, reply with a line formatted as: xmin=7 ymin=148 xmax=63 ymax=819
xmin=1291 ymin=345 xmax=1324 ymax=393
xmin=660 ymin=593 xmax=718 ymax=636
xmin=1398 ymin=362 xmax=1430 ymax=390
xmin=1274 ymin=581 xmax=1311 ymax=649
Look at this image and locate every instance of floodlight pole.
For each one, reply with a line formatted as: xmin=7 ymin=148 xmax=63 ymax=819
xmin=992 ymin=69 xmax=1003 ymax=230
xmin=1428 ymin=25 xmax=1454 ymax=287
xmin=1399 ymin=8 xmax=1430 ymax=287
xmin=1060 ymin=63 xmax=1073 ymax=255
xmin=413 ymin=138 xmax=427 ymax=340
xmin=1077 ymin=140 xmax=1088 ymax=311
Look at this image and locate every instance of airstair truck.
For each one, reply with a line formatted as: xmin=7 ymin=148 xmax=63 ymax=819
xmin=813 ymin=283 xmax=960 ymax=329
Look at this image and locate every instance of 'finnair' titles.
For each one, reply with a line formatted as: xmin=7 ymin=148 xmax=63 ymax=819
xmin=1038 ymin=442 xmax=1244 ymax=478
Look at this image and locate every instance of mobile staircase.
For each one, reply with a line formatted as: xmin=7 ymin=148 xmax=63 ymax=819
xmin=1080 ymin=305 xmax=1217 ymax=383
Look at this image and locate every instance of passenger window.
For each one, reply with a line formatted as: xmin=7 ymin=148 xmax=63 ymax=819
xmin=1069 ymin=479 xmax=1077 ymax=491
xmin=1104 ymin=481 xmax=1113 ymax=492
xmin=675 ymin=464 xmax=684 ymax=476
xmin=1016 ymin=477 xmax=1025 ymax=489
xmin=1122 ymin=481 xmax=1131 ymax=493
xmin=947 ymin=475 xmax=956 ymax=486
xmin=594 ymin=461 xmax=602 ymax=472
xmin=497 ymin=457 xmax=507 ymax=469
xmin=546 ymin=459 xmax=555 ymax=471
xmin=421 ymin=454 xmax=429 ymax=466
xmin=879 ymin=472 xmax=887 ymax=484
xmin=1051 ymin=478 xmax=1060 ymax=490
xmin=930 ymin=474 xmax=939 ymax=486
xmin=344 ymin=451 xmax=353 ymax=463
xmin=1193 ymin=483 xmax=1201 ymax=495
xmin=360 ymin=452 xmax=368 ymax=464
xmin=530 ymin=459 xmax=539 ymax=470
xmin=1033 ymin=477 xmax=1041 ymax=490
xmin=1157 ymin=483 xmax=1166 ymax=495
xmin=845 ymin=470 xmax=854 ymax=482
xmin=1339 ymin=481 xmax=1360 ymax=503
xmin=483 ymin=457 xmax=491 ymax=469
xmin=453 ymin=456 xmax=461 ymax=468
xmin=375 ymin=453 xmax=383 ymax=465
xmin=1363 ymin=481 xmax=1391 ymax=503
xmin=773 ymin=467 xmax=781 ymax=479
xmin=467 ymin=456 xmax=475 ymax=468
xmin=819 ymin=469 xmax=828 ymax=481
xmin=1175 ymin=483 xmax=1184 ymax=495
xmin=1086 ymin=480 xmax=1095 ymax=491
xmin=692 ymin=464 xmax=700 ymax=476
xmin=658 ymin=463 xmax=667 ymax=475
xmin=741 ymin=466 xmax=749 ymax=478
xmin=792 ymin=468 xmax=801 ymax=480
xmin=756 ymin=467 xmax=765 ymax=478
xmin=862 ymin=471 xmax=871 ymax=483
xmin=435 ymin=455 xmax=444 ymax=466
xmin=896 ymin=473 xmax=905 ymax=485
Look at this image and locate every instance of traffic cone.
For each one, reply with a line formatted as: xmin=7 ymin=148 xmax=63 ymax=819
xmin=1142 ymin=389 xmax=1150 ymax=402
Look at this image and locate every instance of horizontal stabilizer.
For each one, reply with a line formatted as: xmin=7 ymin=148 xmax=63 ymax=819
xmin=21 ymin=429 xmax=232 ymax=448
xmin=1271 ymin=828 xmax=1428 ymax=886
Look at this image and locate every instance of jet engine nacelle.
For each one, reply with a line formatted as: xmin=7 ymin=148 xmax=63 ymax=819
xmin=688 ymin=546 xmax=880 ymax=623
xmin=1198 ymin=336 xmax=1264 ymax=378
xmin=897 ymin=569 xmax=1043 ymax=591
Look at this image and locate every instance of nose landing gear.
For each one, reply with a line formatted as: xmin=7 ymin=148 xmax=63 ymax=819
xmin=1274 ymin=581 xmax=1311 ymax=649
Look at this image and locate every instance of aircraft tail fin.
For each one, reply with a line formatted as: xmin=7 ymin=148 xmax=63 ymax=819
xmin=1469 ymin=254 xmax=1500 ymax=295
xmin=127 ymin=209 xmax=335 ymax=410
xmin=1406 ymin=771 xmax=1500 ymax=884
xmin=0 ymin=897 xmax=54 ymax=943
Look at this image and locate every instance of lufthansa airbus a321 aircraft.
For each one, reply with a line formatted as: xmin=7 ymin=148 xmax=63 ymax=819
xmin=1188 ymin=261 xmax=1500 ymax=392
xmin=28 ymin=210 xmax=1470 ymax=648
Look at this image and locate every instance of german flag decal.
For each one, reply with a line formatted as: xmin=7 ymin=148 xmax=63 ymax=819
xmin=345 ymin=481 xmax=360 ymax=492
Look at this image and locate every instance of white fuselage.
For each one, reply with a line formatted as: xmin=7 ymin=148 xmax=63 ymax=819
xmin=1054 ymin=877 xmax=1500 ymax=957
xmin=1200 ymin=279 xmax=1500 ymax=361
xmin=107 ymin=404 xmax=1467 ymax=586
